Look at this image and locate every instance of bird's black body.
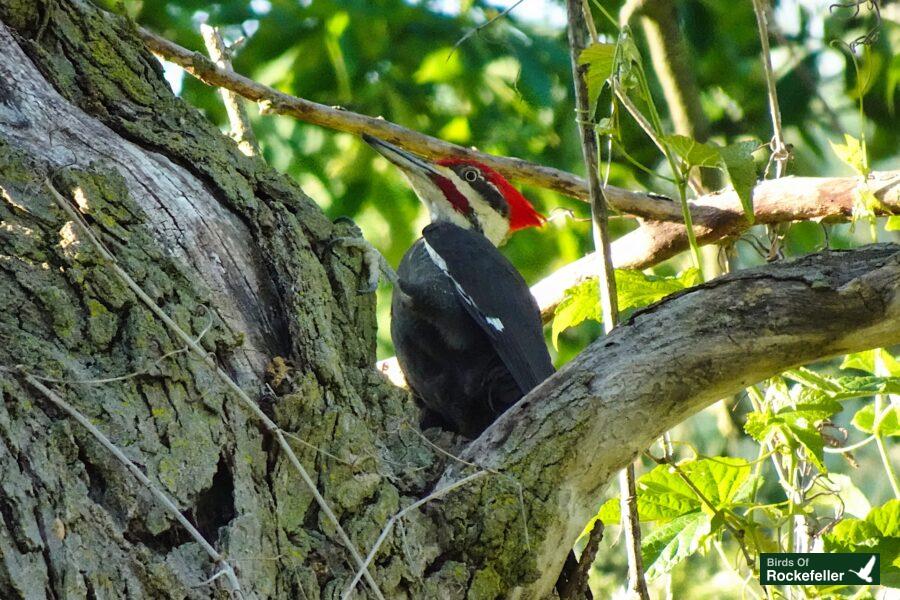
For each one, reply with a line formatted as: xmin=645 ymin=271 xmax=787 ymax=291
xmin=392 ymin=222 xmax=554 ymax=438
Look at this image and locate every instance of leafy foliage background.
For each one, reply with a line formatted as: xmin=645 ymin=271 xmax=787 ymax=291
xmin=112 ymin=0 xmax=899 ymax=596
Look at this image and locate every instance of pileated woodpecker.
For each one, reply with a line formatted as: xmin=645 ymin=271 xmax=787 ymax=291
xmin=363 ymin=135 xmax=553 ymax=438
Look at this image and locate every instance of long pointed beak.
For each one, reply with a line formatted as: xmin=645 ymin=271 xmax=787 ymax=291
xmin=362 ymin=134 xmax=441 ymax=178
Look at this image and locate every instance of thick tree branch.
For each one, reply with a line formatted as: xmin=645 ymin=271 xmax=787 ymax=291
xmin=437 ymin=243 xmax=900 ymax=598
xmin=531 ymin=171 xmax=900 ymax=318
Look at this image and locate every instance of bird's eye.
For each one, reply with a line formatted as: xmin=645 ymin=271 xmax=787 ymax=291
xmin=464 ymin=169 xmax=478 ymax=182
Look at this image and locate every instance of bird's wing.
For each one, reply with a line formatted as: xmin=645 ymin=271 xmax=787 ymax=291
xmin=422 ymin=222 xmax=554 ymax=393
xmin=861 ymin=556 xmax=876 ymax=576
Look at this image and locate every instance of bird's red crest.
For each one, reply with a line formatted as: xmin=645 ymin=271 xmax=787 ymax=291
xmin=437 ymin=158 xmax=545 ymax=231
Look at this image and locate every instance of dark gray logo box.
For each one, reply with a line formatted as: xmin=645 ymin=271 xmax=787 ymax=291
xmin=760 ymin=553 xmax=880 ymax=585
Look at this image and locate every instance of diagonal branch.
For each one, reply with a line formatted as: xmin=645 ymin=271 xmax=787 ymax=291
xmin=139 ymin=28 xmax=899 ymax=240
xmin=531 ymin=171 xmax=900 ymax=318
xmin=437 ymin=243 xmax=900 ymax=597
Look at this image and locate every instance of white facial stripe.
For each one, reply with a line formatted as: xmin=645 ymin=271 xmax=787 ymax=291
xmin=424 ymin=240 xmax=505 ymax=335
xmin=443 ymin=169 xmax=509 ymax=246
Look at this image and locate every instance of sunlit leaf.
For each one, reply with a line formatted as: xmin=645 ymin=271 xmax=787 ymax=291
xmin=663 ymin=134 xmax=722 ymax=168
xmin=851 ymin=404 xmax=900 ymax=437
xmin=579 ymin=42 xmax=615 ymax=109
xmin=637 ymin=464 xmax=703 ymax=521
xmin=552 ymin=269 xmax=699 ymax=347
xmin=679 ymin=457 xmax=753 ymax=511
xmin=642 ymin=511 xmax=712 ymax=580
xmin=824 ymin=500 xmax=900 ymax=588
xmin=719 ymin=141 xmax=758 ymax=221
xmin=829 ymin=133 xmax=868 ymax=176
xmin=415 ymin=47 xmax=463 ymax=84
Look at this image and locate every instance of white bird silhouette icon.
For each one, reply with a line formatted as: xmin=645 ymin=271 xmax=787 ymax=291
xmin=848 ymin=556 xmax=877 ymax=583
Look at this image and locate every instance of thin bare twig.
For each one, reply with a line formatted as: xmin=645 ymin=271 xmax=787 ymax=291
xmin=199 ymin=24 xmax=260 ymax=156
xmin=20 ymin=372 xmax=244 ymax=598
xmin=752 ymin=0 xmax=791 ymax=178
xmin=342 ymin=471 xmax=488 ymax=599
xmin=453 ymin=0 xmax=529 ymax=51
xmin=43 ymin=179 xmax=385 ymax=600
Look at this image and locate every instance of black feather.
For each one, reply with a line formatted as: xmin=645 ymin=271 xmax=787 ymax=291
xmin=421 ymin=222 xmax=554 ymax=393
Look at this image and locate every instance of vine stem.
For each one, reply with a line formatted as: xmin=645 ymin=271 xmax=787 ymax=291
xmin=751 ymin=0 xmax=790 ymax=177
xmin=874 ymin=352 xmax=900 ymax=498
xmin=565 ymin=3 xmax=649 ymax=599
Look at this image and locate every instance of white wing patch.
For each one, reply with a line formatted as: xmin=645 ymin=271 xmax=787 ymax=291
xmin=485 ymin=316 xmax=505 ymax=332
xmin=424 ymin=240 xmax=505 ymax=334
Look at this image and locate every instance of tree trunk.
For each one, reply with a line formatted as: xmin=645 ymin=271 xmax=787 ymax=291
xmin=1 ymin=3 xmax=898 ymax=600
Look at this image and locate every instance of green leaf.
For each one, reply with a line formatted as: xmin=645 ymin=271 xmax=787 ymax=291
xmin=679 ymin=457 xmax=753 ymax=511
xmin=641 ymin=511 xmax=712 ymax=580
xmin=869 ymin=500 xmax=900 ymax=538
xmin=719 ymin=141 xmax=759 ymax=222
xmin=551 ymin=268 xmax=699 ymax=347
xmin=824 ymin=500 xmax=900 ymax=588
xmin=414 ymin=47 xmax=463 ymax=84
xmin=637 ymin=464 xmax=703 ymax=521
xmin=597 ymin=497 xmax=621 ymax=524
xmin=831 ymin=376 xmax=900 ymax=400
xmin=829 ymin=133 xmax=868 ymax=176
xmin=579 ymin=43 xmax=616 ymax=109
xmin=615 ymin=268 xmax=701 ymax=310
xmin=784 ymin=422 xmax=826 ymax=472
xmin=663 ymin=134 xmax=722 ymax=168
xmin=887 ymin=216 xmax=900 ymax=231
xmin=841 ymin=349 xmax=900 ymax=376
xmin=852 ymin=404 xmax=900 ymax=437
xmin=551 ymin=278 xmax=599 ymax=348
xmin=744 ymin=410 xmax=778 ymax=442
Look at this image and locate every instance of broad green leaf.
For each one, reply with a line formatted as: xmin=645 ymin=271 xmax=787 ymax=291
xmin=787 ymin=367 xmax=843 ymax=393
xmin=663 ymin=134 xmax=722 ymax=168
xmin=597 ymin=497 xmax=621 ymax=524
xmin=851 ymin=404 xmax=900 ymax=437
xmin=414 ymin=47 xmax=463 ymax=84
xmin=551 ymin=278 xmax=600 ymax=348
xmin=637 ymin=464 xmax=703 ymax=521
xmin=831 ymin=376 xmax=900 ymax=400
xmin=579 ymin=43 xmax=615 ymax=109
xmin=551 ymin=268 xmax=699 ymax=347
xmin=869 ymin=500 xmax=900 ymax=538
xmin=744 ymin=410 xmax=778 ymax=442
xmin=641 ymin=511 xmax=712 ymax=580
xmin=887 ymin=216 xmax=900 ymax=231
xmin=841 ymin=349 xmax=900 ymax=376
xmin=784 ymin=422 xmax=826 ymax=472
xmin=829 ymin=133 xmax=868 ymax=176
xmin=679 ymin=457 xmax=752 ymax=511
xmin=780 ymin=400 xmax=844 ymax=425
xmin=824 ymin=518 xmax=881 ymax=551
xmin=824 ymin=500 xmax=900 ymax=588
xmin=719 ymin=141 xmax=758 ymax=221
xmin=616 ymin=268 xmax=701 ymax=310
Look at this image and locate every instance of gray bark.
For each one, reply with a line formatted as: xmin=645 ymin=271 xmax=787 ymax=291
xmin=0 ymin=2 xmax=897 ymax=600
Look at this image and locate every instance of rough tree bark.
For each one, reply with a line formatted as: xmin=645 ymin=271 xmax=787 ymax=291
xmin=0 ymin=3 xmax=897 ymax=600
